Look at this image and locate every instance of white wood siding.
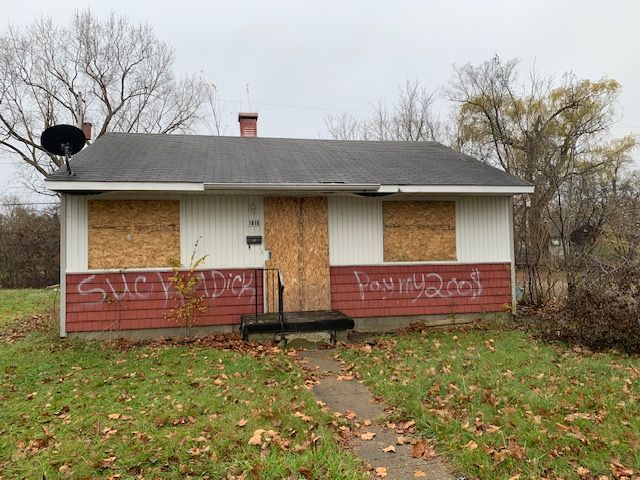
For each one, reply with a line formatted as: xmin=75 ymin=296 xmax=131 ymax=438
xmin=64 ymin=194 xmax=88 ymax=272
xmin=328 ymin=195 xmax=512 ymax=265
xmin=180 ymin=195 xmax=266 ymax=268
xmin=328 ymin=196 xmax=383 ymax=265
xmin=64 ymin=194 xmax=512 ymax=272
xmin=456 ymin=196 xmax=511 ymax=262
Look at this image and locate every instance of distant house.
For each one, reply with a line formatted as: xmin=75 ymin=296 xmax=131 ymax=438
xmin=45 ymin=113 xmax=533 ymax=338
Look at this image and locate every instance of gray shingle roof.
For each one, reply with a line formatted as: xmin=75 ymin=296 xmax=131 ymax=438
xmin=47 ymin=133 xmax=530 ymax=187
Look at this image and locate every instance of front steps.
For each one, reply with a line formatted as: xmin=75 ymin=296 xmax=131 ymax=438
xmin=240 ymin=310 xmax=354 ymax=346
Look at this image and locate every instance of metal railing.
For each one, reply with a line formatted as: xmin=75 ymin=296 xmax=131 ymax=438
xmin=255 ymin=268 xmax=285 ymax=332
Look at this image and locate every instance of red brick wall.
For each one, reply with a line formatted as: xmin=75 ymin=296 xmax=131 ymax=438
xmin=65 ymin=268 xmax=262 ymax=333
xmin=330 ymin=263 xmax=512 ymax=318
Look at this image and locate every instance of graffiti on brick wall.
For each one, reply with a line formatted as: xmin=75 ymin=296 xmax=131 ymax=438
xmin=353 ymin=269 xmax=483 ymax=302
xmin=76 ymin=270 xmax=256 ymax=305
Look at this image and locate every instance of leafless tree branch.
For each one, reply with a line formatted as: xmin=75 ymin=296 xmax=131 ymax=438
xmin=0 ymin=10 xmax=208 ymax=191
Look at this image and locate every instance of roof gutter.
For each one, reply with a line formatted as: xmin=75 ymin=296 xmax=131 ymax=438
xmin=45 ymin=180 xmax=204 ymax=192
xmin=44 ymin=180 xmax=533 ymax=195
xmin=378 ymin=185 xmax=535 ymax=194
xmin=44 ymin=180 xmax=381 ymax=193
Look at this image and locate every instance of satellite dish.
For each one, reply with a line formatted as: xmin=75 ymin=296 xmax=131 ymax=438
xmin=41 ymin=124 xmax=86 ymax=175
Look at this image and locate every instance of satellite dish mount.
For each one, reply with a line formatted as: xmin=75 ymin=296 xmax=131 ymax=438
xmin=41 ymin=124 xmax=87 ymax=176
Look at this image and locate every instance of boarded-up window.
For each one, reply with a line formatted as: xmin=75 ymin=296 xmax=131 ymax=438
xmin=383 ymin=201 xmax=456 ymax=262
xmin=88 ymin=200 xmax=180 ymax=269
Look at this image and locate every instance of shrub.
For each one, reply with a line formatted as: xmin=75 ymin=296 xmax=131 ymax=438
xmin=534 ymin=263 xmax=640 ymax=354
xmin=166 ymin=242 xmax=207 ymax=331
xmin=0 ymin=203 xmax=60 ymax=288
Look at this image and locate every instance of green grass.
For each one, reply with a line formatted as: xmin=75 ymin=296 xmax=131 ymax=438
xmin=340 ymin=329 xmax=640 ymax=480
xmin=0 ymin=289 xmax=366 ymax=479
xmin=0 ymin=288 xmax=58 ymax=328
xmin=0 ymin=333 xmax=366 ymax=479
xmin=4 ymin=290 xmax=638 ymax=479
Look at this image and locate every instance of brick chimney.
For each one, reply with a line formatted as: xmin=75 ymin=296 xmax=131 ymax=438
xmin=238 ymin=112 xmax=258 ymax=137
xmin=82 ymin=122 xmax=93 ymax=141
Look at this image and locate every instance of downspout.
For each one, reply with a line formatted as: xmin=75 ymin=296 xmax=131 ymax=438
xmin=59 ymin=194 xmax=67 ymax=337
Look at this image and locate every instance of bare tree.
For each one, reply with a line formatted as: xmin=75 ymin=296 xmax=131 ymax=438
xmin=0 ymin=11 xmax=207 ymax=185
xmin=325 ymin=80 xmax=444 ymax=142
xmin=0 ymin=195 xmax=60 ymax=288
xmin=324 ymin=111 xmax=365 ymax=140
xmin=448 ymin=56 xmax=636 ymax=303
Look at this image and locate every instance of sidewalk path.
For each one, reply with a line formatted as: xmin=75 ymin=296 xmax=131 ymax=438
xmin=300 ymin=349 xmax=457 ymax=480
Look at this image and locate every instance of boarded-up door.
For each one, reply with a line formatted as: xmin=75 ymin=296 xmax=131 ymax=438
xmin=264 ymin=197 xmax=331 ymax=312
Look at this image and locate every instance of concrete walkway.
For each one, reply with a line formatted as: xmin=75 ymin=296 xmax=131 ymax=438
xmin=300 ymin=349 xmax=456 ymax=480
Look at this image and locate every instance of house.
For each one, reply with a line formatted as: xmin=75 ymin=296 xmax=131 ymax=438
xmin=45 ymin=114 xmax=533 ymax=338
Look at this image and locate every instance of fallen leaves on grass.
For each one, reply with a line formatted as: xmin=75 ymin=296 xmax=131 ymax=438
xmin=382 ymin=445 xmax=396 ymax=453
xmin=565 ymin=412 xmax=604 ymax=423
xmin=465 ymin=440 xmax=478 ymax=450
xmin=0 ymin=313 xmax=54 ymax=343
xmin=246 ymin=428 xmax=298 ymax=452
xmin=610 ymin=461 xmax=635 ymax=478
xmin=15 ymin=437 xmax=52 ymax=457
xmin=293 ymin=411 xmax=314 ymax=423
xmin=486 ymin=438 xmax=526 ymax=463
xmin=95 ymin=455 xmax=117 ymax=469
xmin=576 ymin=466 xmax=591 ymax=477
xmin=414 ymin=471 xmax=426 ymax=478
xmin=58 ymin=464 xmax=71 ymax=476
xmin=298 ymin=466 xmax=313 ymax=479
xmin=188 ymin=446 xmax=210 ymax=457
xmin=107 ymin=333 xmax=283 ymax=357
xmin=340 ymin=330 xmax=640 ymax=479
xmin=101 ymin=427 xmax=117 ymax=438
xmin=106 ymin=413 xmax=133 ymax=421
xmin=248 ymin=429 xmax=271 ymax=446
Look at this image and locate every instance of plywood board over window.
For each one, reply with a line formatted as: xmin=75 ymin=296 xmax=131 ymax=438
xmin=383 ymin=201 xmax=456 ymax=261
xmin=88 ymin=200 xmax=180 ymax=269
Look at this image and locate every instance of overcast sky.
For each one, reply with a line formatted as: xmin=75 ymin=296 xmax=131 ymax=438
xmin=2 ymin=0 xmax=639 ymax=202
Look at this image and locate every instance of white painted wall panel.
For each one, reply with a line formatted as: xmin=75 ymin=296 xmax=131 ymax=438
xmin=180 ymin=195 xmax=265 ymax=268
xmin=328 ymin=196 xmax=383 ymax=265
xmin=330 ymin=195 xmax=512 ymax=265
xmin=456 ymin=196 xmax=511 ymax=262
xmin=64 ymin=194 xmax=88 ymax=272
xmin=65 ymin=193 xmax=511 ymax=272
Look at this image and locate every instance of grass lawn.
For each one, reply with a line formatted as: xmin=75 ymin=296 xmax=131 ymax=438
xmin=3 ymin=289 xmax=639 ymax=480
xmin=0 ymin=288 xmax=58 ymax=328
xmin=0 ymin=333 xmax=366 ymax=479
xmin=0 ymin=290 xmax=366 ymax=480
xmin=340 ymin=329 xmax=640 ymax=480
